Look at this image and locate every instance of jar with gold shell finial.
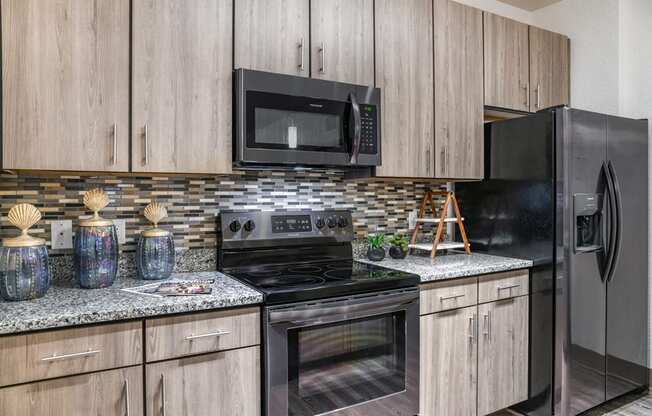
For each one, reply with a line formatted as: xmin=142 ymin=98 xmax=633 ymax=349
xmin=74 ymin=188 xmax=119 ymax=289
xmin=137 ymin=202 xmax=175 ymax=280
xmin=0 ymin=204 xmax=51 ymax=301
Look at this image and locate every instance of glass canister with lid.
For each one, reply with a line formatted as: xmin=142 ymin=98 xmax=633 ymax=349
xmin=0 ymin=204 xmax=51 ymax=301
xmin=74 ymin=188 xmax=119 ymax=289
xmin=137 ymin=202 xmax=175 ymax=280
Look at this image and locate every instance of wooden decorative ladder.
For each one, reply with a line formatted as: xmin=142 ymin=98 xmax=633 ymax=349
xmin=409 ymin=190 xmax=471 ymax=258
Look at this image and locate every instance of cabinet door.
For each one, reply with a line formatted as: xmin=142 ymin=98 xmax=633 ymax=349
xmin=375 ymin=0 xmax=434 ymax=178
xmin=132 ymin=0 xmax=232 ymax=174
xmin=1 ymin=0 xmax=129 ymax=171
xmin=234 ymin=0 xmax=309 ymax=76
xmin=484 ymin=13 xmax=530 ymax=112
xmin=434 ymin=0 xmax=484 ymax=179
xmin=420 ymin=306 xmax=477 ymax=416
xmin=310 ymin=0 xmax=374 ymax=85
xmin=146 ymin=346 xmax=260 ymax=416
xmin=478 ymin=297 xmax=529 ymax=416
xmin=0 ymin=366 xmax=143 ymax=416
xmin=530 ymin=26 xmax=570 ymax=111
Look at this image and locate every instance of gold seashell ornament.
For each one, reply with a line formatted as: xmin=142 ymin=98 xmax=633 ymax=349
xmin=79 ymin=188 xmax=113 ymax=227
xmin=3 ymin=204 xmax=46 ymax=247
xmin=142 ymin=202 xmax=170 ymax=237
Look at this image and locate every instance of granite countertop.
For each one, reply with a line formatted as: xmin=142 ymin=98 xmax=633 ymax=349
xmin=0 ymin=272 xmax=263 ymax=336
xmin=356 ymin=252 xmax=533 ymax=283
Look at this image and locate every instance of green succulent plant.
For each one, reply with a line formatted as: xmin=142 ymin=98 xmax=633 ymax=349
xmin=366 ymin=233 xmax=385 ymax=249
xmin=389 ymin=234 xmax=409 ymax=252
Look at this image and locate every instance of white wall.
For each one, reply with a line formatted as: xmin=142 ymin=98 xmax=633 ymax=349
xmin=454 ymin=0 xmax=533 ymax=22
xmin=532 ymin=0 xmax=620 ymax=115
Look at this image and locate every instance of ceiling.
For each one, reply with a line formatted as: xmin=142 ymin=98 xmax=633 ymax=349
xmin=496 ymin=0 xmax=563 ymax=11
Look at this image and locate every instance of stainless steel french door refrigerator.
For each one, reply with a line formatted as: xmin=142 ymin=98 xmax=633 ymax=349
xmin=457 ymin=107 xmax=649 ymax=416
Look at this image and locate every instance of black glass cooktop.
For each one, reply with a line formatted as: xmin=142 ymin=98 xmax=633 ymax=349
xmin=224 ymin=260 xmax=420 ymax=304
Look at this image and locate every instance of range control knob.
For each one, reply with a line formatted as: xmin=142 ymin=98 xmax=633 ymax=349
xmin=229 ymin=220 xmax=241 ymax=233
xmin=244 ymin=220 xmax=255 ymax=232
xmin=327 ymin=217 xmax=337 ymax=229
xmin=338 ymin=217 xmax=349 ymax=228
xmin=315 ymin=218 xmax=325 ymax=229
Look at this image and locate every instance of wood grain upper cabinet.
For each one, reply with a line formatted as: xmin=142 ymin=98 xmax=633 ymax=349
xmin=0 ymin=366 xmax=143 ymax=416
xmin=146 ymin=346 xmax=260 ymax=416
xmin=310 ymin=0 xmax=374 ymax=85
xmin=375 ymin=0 xmax=434 ymax=178
xmin=421 ymin=306 xmax=477 ymax=416
xmin=484 ymin=13 xmax=530 ymax=112
xmin=477 ymin=297 xmax=529 ymax=416
xmin=434 ymin=0 xmax=484 ymax=179
xmin=530 ymin=26 xmax=570 ymax=111
xmin=132 ymin=0 xmax=233 ymax=174
xmin=234 ymin=0 xmax=309 ymax=76
xmin=1 ymin=0 xmax=129 ymax=171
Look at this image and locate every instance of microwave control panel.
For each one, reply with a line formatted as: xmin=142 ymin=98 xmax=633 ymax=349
xmin=359 ymin=105 xmax=378 ymax=154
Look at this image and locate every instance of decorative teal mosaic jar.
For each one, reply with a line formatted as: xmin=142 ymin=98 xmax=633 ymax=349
xmin=0 ymin=204 xmax=51 ymax=301
xmin=74 ymin=189 xmax=119 ymax=289
xmin=137 ymin=203 xmax=175 ymax=280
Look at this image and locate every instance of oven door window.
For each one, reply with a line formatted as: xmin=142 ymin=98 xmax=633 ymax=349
xmin=287 ymin=312 xmax=406 ymax=415
xmin=246 ymin=91 xmax=349 ymax=153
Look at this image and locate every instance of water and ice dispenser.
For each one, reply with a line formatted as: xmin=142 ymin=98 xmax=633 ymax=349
xmin=574 ymin=193 xmax=603 ymax=253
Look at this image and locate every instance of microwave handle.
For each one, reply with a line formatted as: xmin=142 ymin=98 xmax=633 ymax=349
xmin=349 ymin=92 xmax=362 ymax=164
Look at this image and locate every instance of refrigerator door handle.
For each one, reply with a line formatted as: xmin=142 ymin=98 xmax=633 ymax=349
xmin=602 ymin=161 xmax=617 ymax=283
xmin=606 ymin=161 xmax=623 ymax=283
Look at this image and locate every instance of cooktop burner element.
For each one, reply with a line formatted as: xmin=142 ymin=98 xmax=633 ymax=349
xmin=219 ymin=210 xmax=420 ymax=304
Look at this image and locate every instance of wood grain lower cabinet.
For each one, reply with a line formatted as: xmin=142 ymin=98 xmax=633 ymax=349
xmin=0 ymin=366 xmax=143 ymax=416
xmin=131 ymin=0 xmax=233 ymax=174
xmin=420 ymin=305 xmax=477 ymax=416
xmin=478 ymin=297 xmax=529 ymax=416
xmin=146 ymin=346 xmax=261 ymax=416
xmin=1 ymin=0 xmax=130 ymax=171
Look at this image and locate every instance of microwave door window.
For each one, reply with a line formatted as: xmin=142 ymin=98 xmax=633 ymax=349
xmin=254 ymin=108 xmax=343 ymax=150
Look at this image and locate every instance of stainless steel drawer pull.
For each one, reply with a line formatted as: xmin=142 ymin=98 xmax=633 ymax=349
xmin=160 ymin=374 xmax=167 ymax=416
xmin=41 ymin=349 xmax=101 ymax=362
xmin=143 ymin=124 xmax=149 ymax=166
xmin=112 ymin=123 xmax=118 ymax=165
xmin=298 ymin=37 xmax=305 ymax=71
xmin=319 ymin=42 xmax=326 ymax=73
xmin=124 ymin=378 xmax=130 ymax=416
xmin=468 ymin=316 xmax=474 ymax=343
xmin=440 ymin=293 xmax=465 ymax=302
xmin=184 ymin=330 xmax=231 ymax=341
xmin=496 ymin=284 xmax=520 ymax=291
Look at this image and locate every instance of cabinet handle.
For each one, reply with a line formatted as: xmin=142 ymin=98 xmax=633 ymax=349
xmin=160 ymin=373 xmax=167 ymax=416
xmin=319 ymin=42 xmax=326 ymax=73
xmin=143 ymin=124 xmax=149 ymax=166
xmin=440 ymin=293 xmax=465 ymax=302
xmin=468 ymin=315 xmax=474 ymax=344
xmin=426 ymin=149 xmax=431 ymax=175
xmin=40 ymin=349 xmax=101 ymax=362
xmin=184 ymin=330 xmax=231 ymax=341
xmin=124 ymin=378 xmax=130 ymax=416
xmin=298 ymin=37 xmax=305 ymax=71
xmin=483 ymin=312 xmax=492 ymax=339
xmin=536 ymin=83 xmax=541 ymax=109
xmin=497 ymin=283 xmax=520 ymax=299
xmin=112 ymin=124 xmax=118 ymax=165
xmin=522 ymin=83 xmax=530 ymax=108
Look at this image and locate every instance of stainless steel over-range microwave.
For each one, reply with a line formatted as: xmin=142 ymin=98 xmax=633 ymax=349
xmin=234 ymin=69 xmax=381 ymax=168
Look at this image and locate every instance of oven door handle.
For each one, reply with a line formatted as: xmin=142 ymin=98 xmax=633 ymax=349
xmin=268 ymin=290 xmax=418 ymax=327
xmin=348 ymin=92 xmax=362 ymax=165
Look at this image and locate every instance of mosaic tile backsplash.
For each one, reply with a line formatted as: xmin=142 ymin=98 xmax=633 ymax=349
xmin=0 ymin=170 xmax=447 ymax=255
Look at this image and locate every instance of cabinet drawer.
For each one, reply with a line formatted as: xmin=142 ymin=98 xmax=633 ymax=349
xmin=478 ymin=270 xmax=529 ymax=303
xmin=0 ymin=321 xmax=143 ymax=387
xmin=146 ymin=307 xmax=260 ymax=362
xmin=420 ymin=276 xmax=478 ymax=315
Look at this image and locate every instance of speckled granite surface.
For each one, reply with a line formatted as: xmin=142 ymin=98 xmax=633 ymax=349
xmin=0 ymin=272 xmax=262 ymax=336
xmin=356 ymin=252 xmax=532 ymax=282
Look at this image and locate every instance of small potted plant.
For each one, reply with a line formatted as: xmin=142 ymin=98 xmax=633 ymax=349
xmin=366 ymin=233 xmax=386 ymax=261
xmin=389 ymin=234 xmax=409 ymax=259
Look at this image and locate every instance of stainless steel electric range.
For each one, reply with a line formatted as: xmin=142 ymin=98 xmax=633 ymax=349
xmin=219 ymin=210 xmax=420 ymax=416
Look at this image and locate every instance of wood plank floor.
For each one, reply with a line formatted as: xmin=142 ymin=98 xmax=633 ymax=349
xmin=490 ymin=392 xmax=652 ymax=416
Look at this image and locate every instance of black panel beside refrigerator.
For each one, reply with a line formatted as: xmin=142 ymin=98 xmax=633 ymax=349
xmin=457 ymin=107 xmax=649 ymax=416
